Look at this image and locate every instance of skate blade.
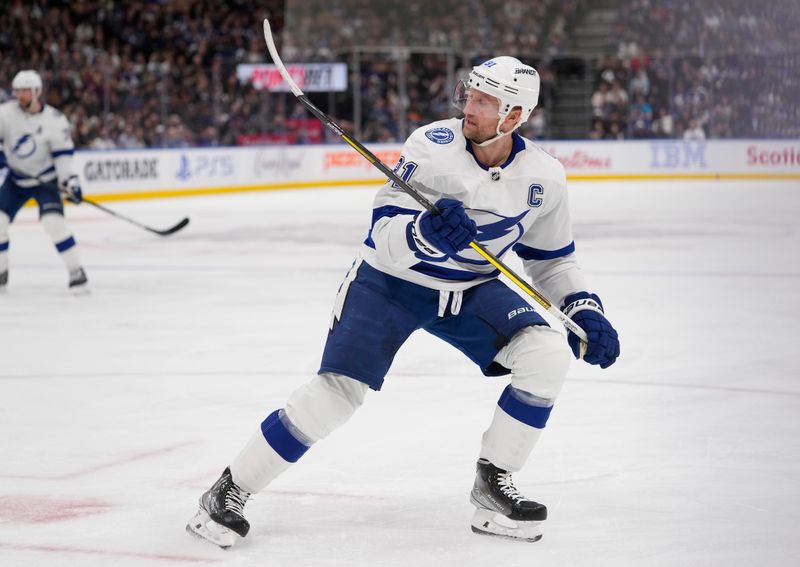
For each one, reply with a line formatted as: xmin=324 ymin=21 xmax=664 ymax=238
xmin=470 ymin=508 xmax=542 ymax=543
xmin=69 ymin=284 xmax=90 ymax=296
xmin=186 ymin=508 xmax=237 ymax=549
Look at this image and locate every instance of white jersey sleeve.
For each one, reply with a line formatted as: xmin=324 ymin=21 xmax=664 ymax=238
xmin=364 ymin=129 xmax=438 ymax=271
xmin=48 ymin=109 xmax=76 ymax=187
xmin=510 ymin=154 xmax=587 ymax=306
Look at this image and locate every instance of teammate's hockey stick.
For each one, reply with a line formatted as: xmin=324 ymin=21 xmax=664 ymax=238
xmin=262 ymin=19 xmax=588 ymax=351
xmin=80 ymin=197 xmax=190 ymax=236
xmin=36 ymin=173 xmax=191 ymax=236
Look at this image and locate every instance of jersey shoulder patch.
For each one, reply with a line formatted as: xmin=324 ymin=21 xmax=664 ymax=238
xmin=424 ymin=126 xmax=455 ymax=145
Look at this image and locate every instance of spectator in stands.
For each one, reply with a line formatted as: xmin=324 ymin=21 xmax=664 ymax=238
xmin=651 ymin=107 xmax=674 ymax=138
xmin=606 ymin=81 xmax=629 ymax=118
xmin=605 ymin=121 xmax=625 ymax=140
xmin=591 ymin=81 xmax=610 ymax=120
xmin=683 ymin=119 xmax=706 ymax=140
xmin=588 ymin=119 xmax=605 ymax=140
xmin=630 ymin=94 xmax=653 ymax=139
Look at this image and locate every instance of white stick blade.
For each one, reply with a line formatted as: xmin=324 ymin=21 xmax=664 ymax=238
xmin=262 ymin=18 xmax=303 ymax=97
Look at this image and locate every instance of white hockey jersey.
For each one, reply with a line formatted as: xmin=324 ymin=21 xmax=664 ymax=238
xmin=0 ymin=100 xmax=75 ymax=188
xmin=361 ymin=118 xmax=587 ymax=306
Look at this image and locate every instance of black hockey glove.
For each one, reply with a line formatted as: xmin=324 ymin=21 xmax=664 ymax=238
xmin=60 ymin=175 xmax=83 ymax=204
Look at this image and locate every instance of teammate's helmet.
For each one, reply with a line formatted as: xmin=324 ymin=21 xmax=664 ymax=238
xmin=455 ymin=57 xmax=540 ymax=127
xmin=12 ymin=70 xmax=43 ymax=96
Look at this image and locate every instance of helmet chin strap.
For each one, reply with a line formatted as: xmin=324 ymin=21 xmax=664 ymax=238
xmin=472 ymin=129 xmax=512 ymax=148
xmin=471 ymin=114 xmax=520 ymax=147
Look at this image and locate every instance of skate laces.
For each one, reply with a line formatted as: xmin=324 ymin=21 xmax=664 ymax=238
xmin=495 ymin=471 xmax=525 ymax=503
xmin=224 ymin=482 xmax=251 ymax=516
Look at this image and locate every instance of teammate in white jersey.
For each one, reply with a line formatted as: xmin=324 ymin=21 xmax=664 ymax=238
xmin=187 ymin=56 xmax=620 ymax=547
xmin=0 ymin=70 xmax=87 ymax=291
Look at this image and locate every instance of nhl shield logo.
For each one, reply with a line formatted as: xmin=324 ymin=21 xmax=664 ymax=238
xmin=490 ymin=169 xmax=501 ymax=181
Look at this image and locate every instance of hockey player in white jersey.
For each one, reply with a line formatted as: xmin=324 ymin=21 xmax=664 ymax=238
xmin=187 ymin=56 xmax=620 ymax=546
xmin=0 ymin=70 xmax=87 ymax=291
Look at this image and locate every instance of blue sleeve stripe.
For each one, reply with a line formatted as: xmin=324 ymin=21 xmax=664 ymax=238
xmin=260 ymin=410 xmax=309 ymax=463
xmin=363 ymin=205 xmax=419 ymax=250
xmin=513 ymin=241 xmax=575 ymax=261
xmin=363 ymin=232 xmax=376 ymax=249
xmin=497 ymin=385 xmax=553 ymax=429
xmin=371 ymin=205 xmax=419 ymax=225
xmin=51 ymin=149 xmax=75 ymax=158
xmin=0 ymin=241 xmax=9 ymax=252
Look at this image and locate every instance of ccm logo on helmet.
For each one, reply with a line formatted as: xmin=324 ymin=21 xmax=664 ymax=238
xmin=515 ymin=68 xmax=537 ymax=75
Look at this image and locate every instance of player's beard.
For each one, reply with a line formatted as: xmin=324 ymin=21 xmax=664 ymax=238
xmin=18 ymin=96 xmax=35 ymax=112
xmin=463 ymin=118 xmax=496 ymax=145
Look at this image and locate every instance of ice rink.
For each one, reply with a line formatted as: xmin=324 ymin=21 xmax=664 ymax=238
xmin=1 ymin=179 xmax=798 ymax=566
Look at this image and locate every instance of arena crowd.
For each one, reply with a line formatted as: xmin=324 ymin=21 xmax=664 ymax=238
xmin=1 ymin=0 xmax=796 ymax=147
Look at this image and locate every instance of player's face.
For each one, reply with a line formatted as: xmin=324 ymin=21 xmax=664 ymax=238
xmin=14 ymin=88 xmax=37 ymax=111
xmin=462 ymin=88 xmax=501 ymax=143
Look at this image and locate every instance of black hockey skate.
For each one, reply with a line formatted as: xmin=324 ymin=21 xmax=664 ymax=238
xmin=68 ymin=267 xmax=89 ymax=293
xmin=469 ymin=458 xmax=547 ymax=542
xmin=186 ymin=467 xmax=252 ymax=548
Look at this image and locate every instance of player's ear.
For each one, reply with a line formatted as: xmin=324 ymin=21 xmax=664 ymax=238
xmin=501 ymin=106 xmax=523 ymax=133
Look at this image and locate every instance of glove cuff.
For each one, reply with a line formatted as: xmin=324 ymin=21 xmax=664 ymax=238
xmin=408 ymin=213 xmax=447 ymax=258
xmin=562 ymin=291 xmax=604 ymax=318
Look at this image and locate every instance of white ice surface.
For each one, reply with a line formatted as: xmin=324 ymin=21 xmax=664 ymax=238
xmin=1 ymin=180 xmax=799 ymax=566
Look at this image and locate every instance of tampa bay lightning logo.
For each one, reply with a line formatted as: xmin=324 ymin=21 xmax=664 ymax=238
xmin=12 ymin=134 xmax=37 ymax=159
xmin=424 ymin=127 xmax=454 ymax=145
xmin=449 ymin=208 xmax=530 ymax=265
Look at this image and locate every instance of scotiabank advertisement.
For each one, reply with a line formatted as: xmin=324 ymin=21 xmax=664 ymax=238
xmin=73 ymin=139 xmax=799 ymax=199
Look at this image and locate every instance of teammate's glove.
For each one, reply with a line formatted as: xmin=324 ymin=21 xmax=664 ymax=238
xmin=60 ymin=175 xmax=83 ymax=204
xmin=562 ymin=291 xmax=620 ymax=368
xmin=412 ymin=198 xmax=477 ymax=257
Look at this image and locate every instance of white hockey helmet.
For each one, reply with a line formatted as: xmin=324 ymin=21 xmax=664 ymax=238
xmin=12 ymin=70 xmax=43 ymax=96
xmin=468 ymin=56 xmax=539 ymax=123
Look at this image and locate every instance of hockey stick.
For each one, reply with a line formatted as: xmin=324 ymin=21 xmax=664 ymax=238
xmin=79 ymin=197 xmax=190 ymax=236
xmin=262 ymin=19 xmax=588 ymax=350
xmin=37 ymin=173 xmax=191 ymax=237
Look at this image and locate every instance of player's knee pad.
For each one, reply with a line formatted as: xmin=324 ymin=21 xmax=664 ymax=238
xmin=40 ymin=212 xmax=71 ymax=242
xmin=495 ymin=325 xmax=572 ymax=402
xmin=283 ymin=372 xmax=369 ymax=444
